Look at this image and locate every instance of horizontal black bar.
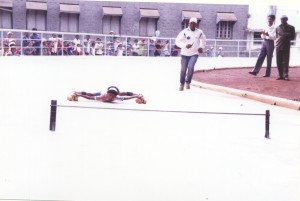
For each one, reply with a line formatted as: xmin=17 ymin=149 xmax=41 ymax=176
xmin=51 ymin=104 xmax=265 ymax=116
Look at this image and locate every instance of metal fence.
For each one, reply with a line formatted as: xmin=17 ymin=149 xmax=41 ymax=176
xmin=1 ymin=28 xmax=299 ymax=57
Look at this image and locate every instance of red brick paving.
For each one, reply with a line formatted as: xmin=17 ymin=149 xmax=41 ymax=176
xmin=193 ymin=67 xmax=300 ymax=101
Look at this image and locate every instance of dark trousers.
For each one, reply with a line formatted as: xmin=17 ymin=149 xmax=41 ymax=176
xmin=276 ymin=48 xmax=290 ymax=78
xmin=252 ymin=40 xmax=274 ymax=76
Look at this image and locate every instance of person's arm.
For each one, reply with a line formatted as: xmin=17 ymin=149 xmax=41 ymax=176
xmin=118 ymin=92 xmax=143 ymax=100
xmin=290 ymin=26 xmax=296 ymax=41
xmin=262 ymin=25 xmax=276 ymax=40
xmin=275 ymin=27 xmax=279 ymax=39
xmin=198 ymin=31 xmax=206 ymax=53
xmin=175 ymin=30 xmax=187 ymax=49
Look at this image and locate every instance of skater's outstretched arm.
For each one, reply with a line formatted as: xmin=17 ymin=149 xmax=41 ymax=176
xmin=118 ymin=92 xmax=143 ymax=100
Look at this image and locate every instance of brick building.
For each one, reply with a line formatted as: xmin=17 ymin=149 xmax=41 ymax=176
xmin=0 ymin=0 xmax=249 ymax=39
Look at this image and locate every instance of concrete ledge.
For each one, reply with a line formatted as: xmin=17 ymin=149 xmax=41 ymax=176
xmin=192 ymin=80 xmax=300 ymax=111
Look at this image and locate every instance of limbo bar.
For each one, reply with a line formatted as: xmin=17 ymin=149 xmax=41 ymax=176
xmin=49 ymin=100 xmax=270 ymax=138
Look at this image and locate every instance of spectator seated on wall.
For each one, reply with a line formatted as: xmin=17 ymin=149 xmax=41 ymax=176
xmin=8 ymin=43 xmax=20 ymax=56
xmin=171 ymin=45 xmax=180 ymax=56
xmin=217 ymin=47 xmax=224 ymax=57
xmin=206 ymin=46 xmax=215 ymax=57
xmin=4 ymin=31 xmax=16 ymax=47
xmin=24 ymin=41 xmax=36 ymax=56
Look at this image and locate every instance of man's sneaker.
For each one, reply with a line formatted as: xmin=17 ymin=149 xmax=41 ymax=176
xmin=185 ymin=83 xmax=191 ymax=89
xmin=186 ymin=83 xmax=190 ymax=89
xmin=179 ymin=84 xmax=184 ymax=91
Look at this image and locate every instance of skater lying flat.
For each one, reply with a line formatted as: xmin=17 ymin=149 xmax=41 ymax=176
xmin=68 ymin=86 xmax=146 ymax=104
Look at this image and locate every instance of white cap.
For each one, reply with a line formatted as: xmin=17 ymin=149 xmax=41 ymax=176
xmin=9 ymin=41 xmax=15 ymax=46
xmin=281 ymin=15 xmax=288 ymax=19
xmin=189 ymin=17 xmax=197 ymax=24
xmin=219 ymin=47 xmax=223 ymax=50
xmin=7 ymin=31 xmax=12 ymax=35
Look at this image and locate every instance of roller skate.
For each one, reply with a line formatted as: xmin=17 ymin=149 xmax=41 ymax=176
xmin=67 ymin=94 xmax=78 ymax=101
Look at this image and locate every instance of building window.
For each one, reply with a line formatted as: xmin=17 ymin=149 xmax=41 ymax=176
xmin=26 ymin=1 xmax=47 ymax=30
xmin=181 ymin=19 xmax=189 ymax=29
xmin=216 ymin=21 xmax=233 ymax=39
xmin=216 ymin=12 xmax=237 ymax=39
xmin=253 ymin=32 xmax=262 ymax=45
xmin=139 ymin=9 xmax=159 ymax=37
xmin=102 ymin=15 xmax=121 ymax=35
xmin=60 ymin=13 xmax=79 ymax=32
xmin=181 ymin=11 xmax=202 ymax=30
xmin=0 ymin=7 xmax=12 ymax=28
xmin=102 ymin=7 xmax=122 ymax=34
xmin=59 ymin=4 xmax=80 ymax=33
xmin=27 ymin=10 xmax=46 ymax=30
xmin=139 ymin=18 xmax=157 ymax=36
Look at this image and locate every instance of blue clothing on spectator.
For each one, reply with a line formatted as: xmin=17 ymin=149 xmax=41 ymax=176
xmin=22 ymin=36 xmax=30 ymax=47
xmin=30 ymin=33 xmax=41 ymax=46
xmin=67 ymin=47 xmax=74 ymax=55
xmin=149 ymin=43 xmax=155 ymax=56
xmin=30 ymin=33 xmax=41 ymax=55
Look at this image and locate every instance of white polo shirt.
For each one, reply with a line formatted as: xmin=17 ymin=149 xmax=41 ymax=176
xmin=175 ymin=27 xmax=206 ymax=56
xmin=261 ymin=23 xmax=276 ymax=40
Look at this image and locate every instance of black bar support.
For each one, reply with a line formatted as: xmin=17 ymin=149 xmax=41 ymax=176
xmin=50 ymin=100 xmax=57 ymax=131
xmin=265 ymin=110 xmax=270 ymax=139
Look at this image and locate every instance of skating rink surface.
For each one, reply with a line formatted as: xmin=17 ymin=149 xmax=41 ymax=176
xmin=0 ymin=56 xmax=299 ymax=201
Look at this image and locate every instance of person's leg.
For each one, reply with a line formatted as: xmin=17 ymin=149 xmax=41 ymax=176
xmin=81 ymin=95 xmax=96 ymax=100
xmin=265 ymin=41 xmax=274 ymax=77
xmin=282 ymin=48 xmax=290 ymax=80
xmin=74 ymin=91 xmax=99 ymax=99
xmin=252 ymin=43 xmax=267 ymax=74
xmin=276 ymin=49 xmax=284 ymax=79
xmin=185 ymin=55 xmax=198 ymax=86
xmin=180 ymin=55 xmax=189 ymax=89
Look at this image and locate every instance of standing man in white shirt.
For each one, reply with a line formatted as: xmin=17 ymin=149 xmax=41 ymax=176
xmin=48 ymin=33 xmax=59 ymax=55
xmin=84 ymin=35 xmax=92 ymax=55
xmin=175 ymin=17 xmax=206 ymax=91
xmin=95 ymin=38 xmax=104 ymax=55
xmin=249 ymin=15 xmax=276 ymax=77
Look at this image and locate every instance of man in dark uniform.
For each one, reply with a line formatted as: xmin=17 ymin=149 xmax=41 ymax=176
xmin=275 ymin=15 xmax=295 ymax=81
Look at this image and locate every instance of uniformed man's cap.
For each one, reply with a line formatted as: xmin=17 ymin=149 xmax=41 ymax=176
xmin=281 ymin=15 xmax=288 ymax=19
xmin=189 ymin=17 xmax=197 ymax=24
